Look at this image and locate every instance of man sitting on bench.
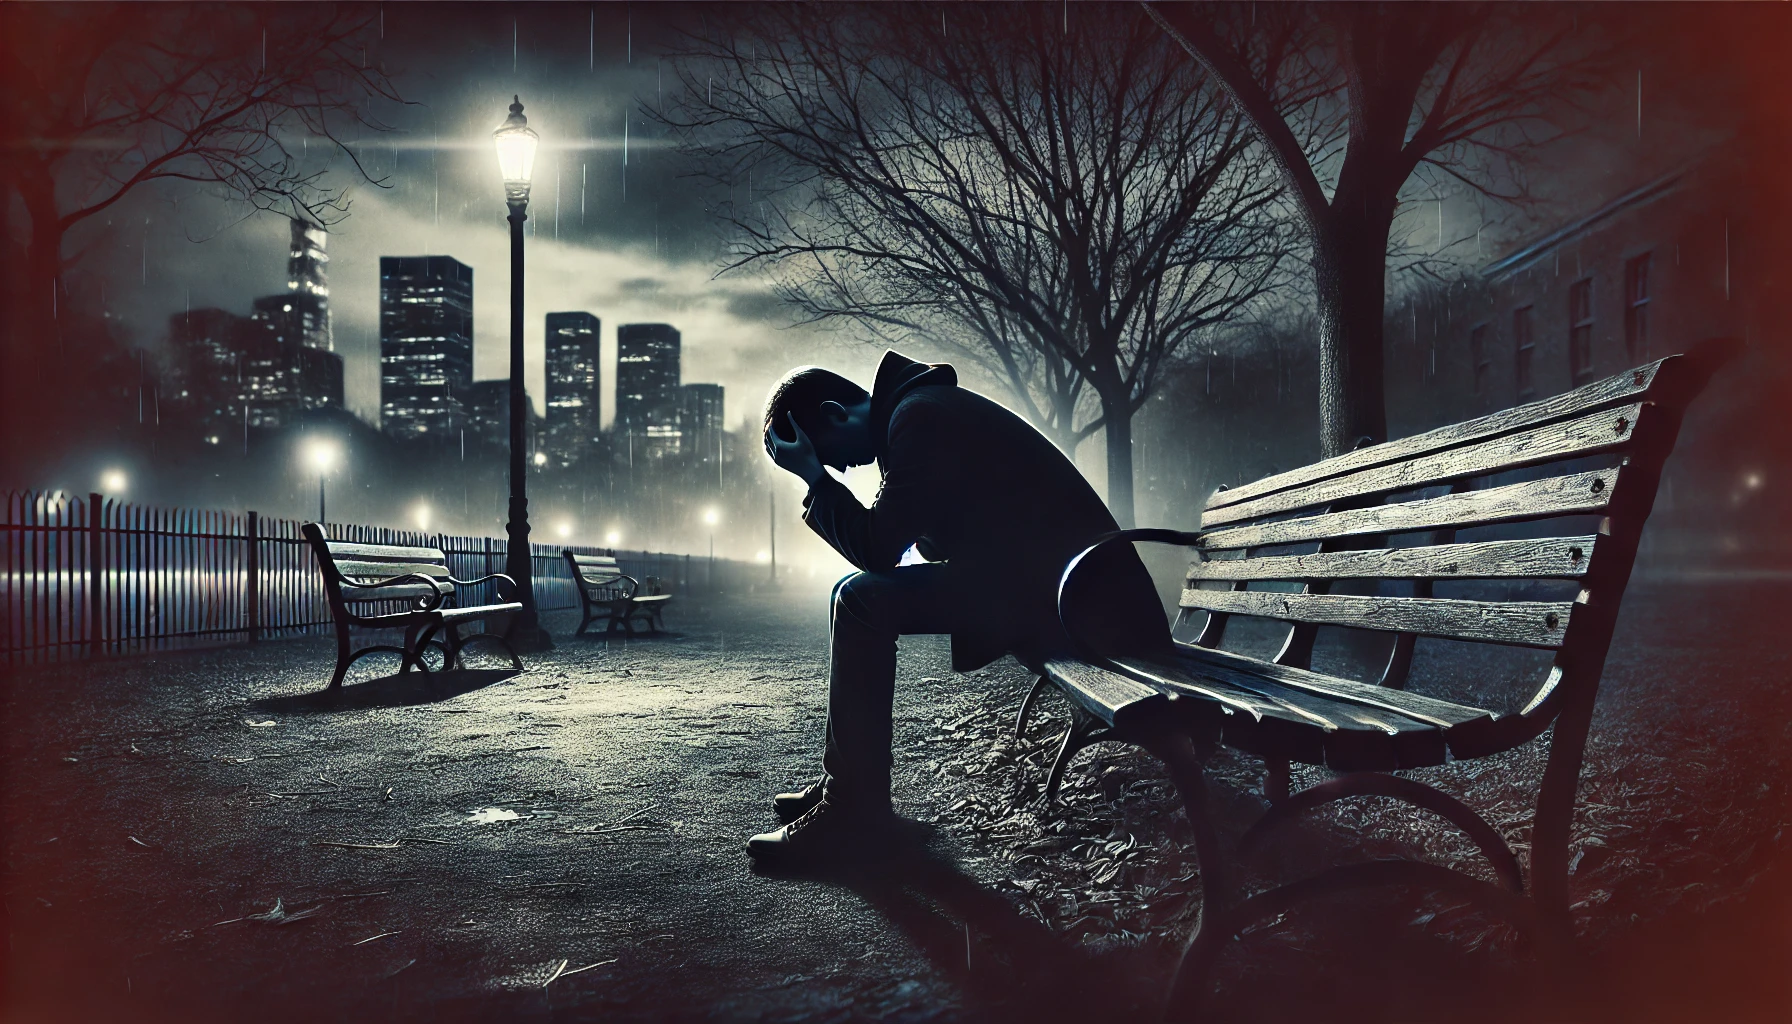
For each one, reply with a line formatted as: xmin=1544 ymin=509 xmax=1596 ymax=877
xmin=750 ymin=350 xmax=1168 ymax=865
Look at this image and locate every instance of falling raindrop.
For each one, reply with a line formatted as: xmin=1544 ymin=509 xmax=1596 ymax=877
xmin=513 ymin=17 xmax=518 ymax=74
xmin=380 ymin=4 xmax=384 ymax=38
xmin=262 ymin=29 xmax=267 ymax=72
xmin=1636 ymin=70 xmax=1642 ymax=140
xmin=555 ymin=157 xmax=562 ymax=239
xmin=432 ymin=137 xmax=439 ymax=225
xmin=627 ymin=10 xmax=632 ymax=63
xmin=590 ymin=8 xmax=595 ymax=70
xmin=581 ymin=162 xmax=587 ymax=226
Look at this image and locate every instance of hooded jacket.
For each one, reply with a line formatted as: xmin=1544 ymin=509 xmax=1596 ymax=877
xmin=802 ymin=350 xmax=1168 ymax=671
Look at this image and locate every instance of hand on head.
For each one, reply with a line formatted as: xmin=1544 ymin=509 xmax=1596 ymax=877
xmin=765 ymin=412 xmax=826 ymax=487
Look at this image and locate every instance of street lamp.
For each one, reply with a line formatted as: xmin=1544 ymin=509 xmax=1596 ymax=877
xmin=493 ymin=95 xmax=552 ymax=651
xmin=305 ymin=439 xmax=338 ymax=523
xmin=100 ymin=469 xmax=128 ymax=494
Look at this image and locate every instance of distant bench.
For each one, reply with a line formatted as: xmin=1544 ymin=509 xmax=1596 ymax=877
xmin=564 ymin=551 xmax=672 ymax=636
xmin=303 ymin=523 xmax=523 ymax=691
xmin=1019 ymin=341 xmax=1735 ymax=1014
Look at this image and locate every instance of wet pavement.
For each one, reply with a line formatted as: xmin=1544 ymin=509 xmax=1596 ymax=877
xmin=4 ymin=582 xmax=1791 ymax=1023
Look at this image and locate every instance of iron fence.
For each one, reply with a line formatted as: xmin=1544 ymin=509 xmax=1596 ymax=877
xmin=2 ymin=489 xmax=756 ymax=663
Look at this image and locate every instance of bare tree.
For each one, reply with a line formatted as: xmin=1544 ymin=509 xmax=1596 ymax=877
xmin=1 ymin=3 xmax=401 ymax=352
xmin=1145 ymin=2 xmax=1609 ymax=457
xmin=665 ymin=4 xmax=1291 ymax=525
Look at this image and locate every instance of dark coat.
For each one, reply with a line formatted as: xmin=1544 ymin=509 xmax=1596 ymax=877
xmin=802 ymin=351 xmax=1169 ymax=671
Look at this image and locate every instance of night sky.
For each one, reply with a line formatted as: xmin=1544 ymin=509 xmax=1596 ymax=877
xmin=76 ymin=4 xmax=891 ymax=433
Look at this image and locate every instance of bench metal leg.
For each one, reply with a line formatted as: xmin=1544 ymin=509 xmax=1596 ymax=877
xmin=1014 ymin=673 xmax=1049 ymax=740
xmin=1044 ymin=709 xmax=1111 ymax=803
xmin=1238 ymin=772 xmax=1525 ymax=893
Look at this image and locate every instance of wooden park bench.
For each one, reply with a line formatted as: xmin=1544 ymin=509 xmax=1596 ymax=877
xmin=564 ymin=551 xmax=672 ymax=636
xmin=1017 ymin=340 xmax=1735 ymax=1015
xmin=302 ymin=523 xmax=523 ymax=691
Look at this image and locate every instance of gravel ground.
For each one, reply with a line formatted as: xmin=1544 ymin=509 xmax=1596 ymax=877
xmin=4 ymin=582 xmax=1791 ymax=1023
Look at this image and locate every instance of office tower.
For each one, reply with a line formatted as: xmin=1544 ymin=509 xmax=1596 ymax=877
xmin=681 ymin=383 xmax=724 ymax=463
xmin=615 ymin=323 xmax=681 ymax=458
xmin=380 ymin=256 xmax=473 ymax=440
xmin=467 ymin=379 xmax=538 ymax=451
xmin=284 ymin=218 xmax=332 ymax=351
xmin=544 ymin=311 xmax=601 ymax=465
xmin=166 ymin=307 xmax=343 ymax=431
xmin=249 ymin=294 xmax=344 ymax=411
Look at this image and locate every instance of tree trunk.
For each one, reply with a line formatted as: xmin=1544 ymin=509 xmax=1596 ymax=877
xmin=1100 ymin=393 xmax=1136 ymax=529
xmin=1311 ymin=198 xmax=1397 ymax=459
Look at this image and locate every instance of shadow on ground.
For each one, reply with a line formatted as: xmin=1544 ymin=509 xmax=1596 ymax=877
xmin=249 ymin=668 xmax=521 ymax=714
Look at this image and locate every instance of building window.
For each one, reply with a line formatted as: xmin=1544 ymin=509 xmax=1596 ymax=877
xmin=1469 ymin=323 xmax=1491 ymax=397
xmin=1568 ymin=278 xmax=1595 ymax=383
xmin=1624 ymin=253 xmax=1652 ymax=360
xmin=1513 ymin=306 xmax=1536 ymax=400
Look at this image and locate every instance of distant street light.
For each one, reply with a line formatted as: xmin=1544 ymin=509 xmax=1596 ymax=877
xmin=101 ymin=469 xmax=128 ymax=494
xmin=703 ymin=507 xmax=720 ymax=591
xmin=533 ymin=451 xmax=548 ymax=467
xmin=556 ymin=521 xmax=572 ymax=539
xmin=305 ymin=438 xmax=339 ymax=523
xmin=415 ymin=503 xmax=431 ymax=531
xmin=494 ymin=95 xmax=551 ymax=651
xmin=605 ymin=529 xmax=621 ymax=548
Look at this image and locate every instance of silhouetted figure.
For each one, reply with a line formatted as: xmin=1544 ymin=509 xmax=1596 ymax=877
xmin=750 ymin=350 xmax=1167 ymax=864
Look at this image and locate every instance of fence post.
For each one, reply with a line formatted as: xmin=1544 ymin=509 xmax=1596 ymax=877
xmin=246 ymin=510 xmax=261 ymax=644
xmin=88 ymin=492 xmax=103 ymax=655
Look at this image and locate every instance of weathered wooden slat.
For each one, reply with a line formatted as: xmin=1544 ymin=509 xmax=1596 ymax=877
xmin=1202 ymin=404 xmax=1643 ymax=528
xmin=1041 ymin=657 xmax=1169 ymax=728
xmin=1155 ymin=645 xmax=1497 ymax=729
xmin=1198 ymin=468 xmax=1618 ymax=551
xmin=1177 ymin=588 xmax=1573 ymax=647
xmin=1186 ymin=536 xmax=1599 ymax=583
xmin=1205 ymin=358 xmax=1666 ymax=513
xmin=333 ymin=560 xmax=451 ymax=580
xmin=1109 ymin=655 xmax=1456 ymax=768
xmin=325 ymin=541 xmax=443 ymax=562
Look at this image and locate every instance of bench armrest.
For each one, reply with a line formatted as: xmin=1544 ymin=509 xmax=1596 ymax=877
xmin=339 ymin=572 xmax=450 ymax=612
xmin=1057 ymin=529 xmax=1203 ymax=661
xmin=449 ymin=572 xmax=520 ymax=602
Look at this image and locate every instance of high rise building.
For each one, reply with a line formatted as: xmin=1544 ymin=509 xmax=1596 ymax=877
xmin=680 ymin=383 xmax=724 ymax=463
xmin=467 ymin=379 xmax=539 ymax=451
xmin=615 ymin=323 xmax=681 ymax=458
xmin=165 ymin=307 xmax=342 ymax=432
xmin=380 ymin=256 xmax=473 ymax=440
xmin=282 ymin=218 xmax=332 ymax=351
xmin=544 ymin=311 xmax=601 ymax=465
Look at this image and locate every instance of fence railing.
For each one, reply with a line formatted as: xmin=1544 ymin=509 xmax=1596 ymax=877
xmin=2 ymin=489 xmax=761 ymax=663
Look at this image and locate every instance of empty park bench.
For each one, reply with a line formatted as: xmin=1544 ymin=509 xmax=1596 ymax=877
xmin=302 ymin=523 xmax=523 ymax=691
xmin=564 ymin=551 xmax=672 ymax=636
xmin=1018 ymin=340 xmax=1735 ymax=1014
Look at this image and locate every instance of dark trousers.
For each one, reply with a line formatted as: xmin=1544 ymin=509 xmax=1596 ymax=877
xmin=821 ymin=565 xmax=963 ymax=811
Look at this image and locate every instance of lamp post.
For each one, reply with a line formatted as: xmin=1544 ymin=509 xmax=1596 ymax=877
xmin=494 ymin=95 xmax=552 ymax=650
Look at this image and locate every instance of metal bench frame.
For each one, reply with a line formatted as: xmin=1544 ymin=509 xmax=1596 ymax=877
xmin=565 ymin=550 xmax=670 ymax=636
xmin=303 ymin=523 xmax=524 ymax=691
xmin=1016 ymin=340 xmax=1737 ymax=1018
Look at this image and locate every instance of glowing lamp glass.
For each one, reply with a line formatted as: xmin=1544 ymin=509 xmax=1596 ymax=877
xmin=493 ymin=96 xmax=539 ymax=201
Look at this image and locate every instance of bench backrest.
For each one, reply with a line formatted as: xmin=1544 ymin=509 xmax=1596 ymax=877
xmin=301 ymin=523 xmax=453 ymax=613
xmin=1183 ymin=339 xmax=1734 ymax=737
xmin=565 ymin=550 xmax=634 ymax=600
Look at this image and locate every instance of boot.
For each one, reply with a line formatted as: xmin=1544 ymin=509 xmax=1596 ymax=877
xmin=746 ymin=797 xmax=896 ymax=867
xmin=772 ymin=779 xmax=825 ymax=824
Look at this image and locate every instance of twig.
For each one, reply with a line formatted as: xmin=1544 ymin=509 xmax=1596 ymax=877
xmin=559 ymin=957 xmax=618 ymax=978
xmin=558 ymin=804 xmax=660 ymax=834
xmin=352 ymin=930 xmax=400 ymax=946
xmin=542 ymin=958 xmax=570 ymax=988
